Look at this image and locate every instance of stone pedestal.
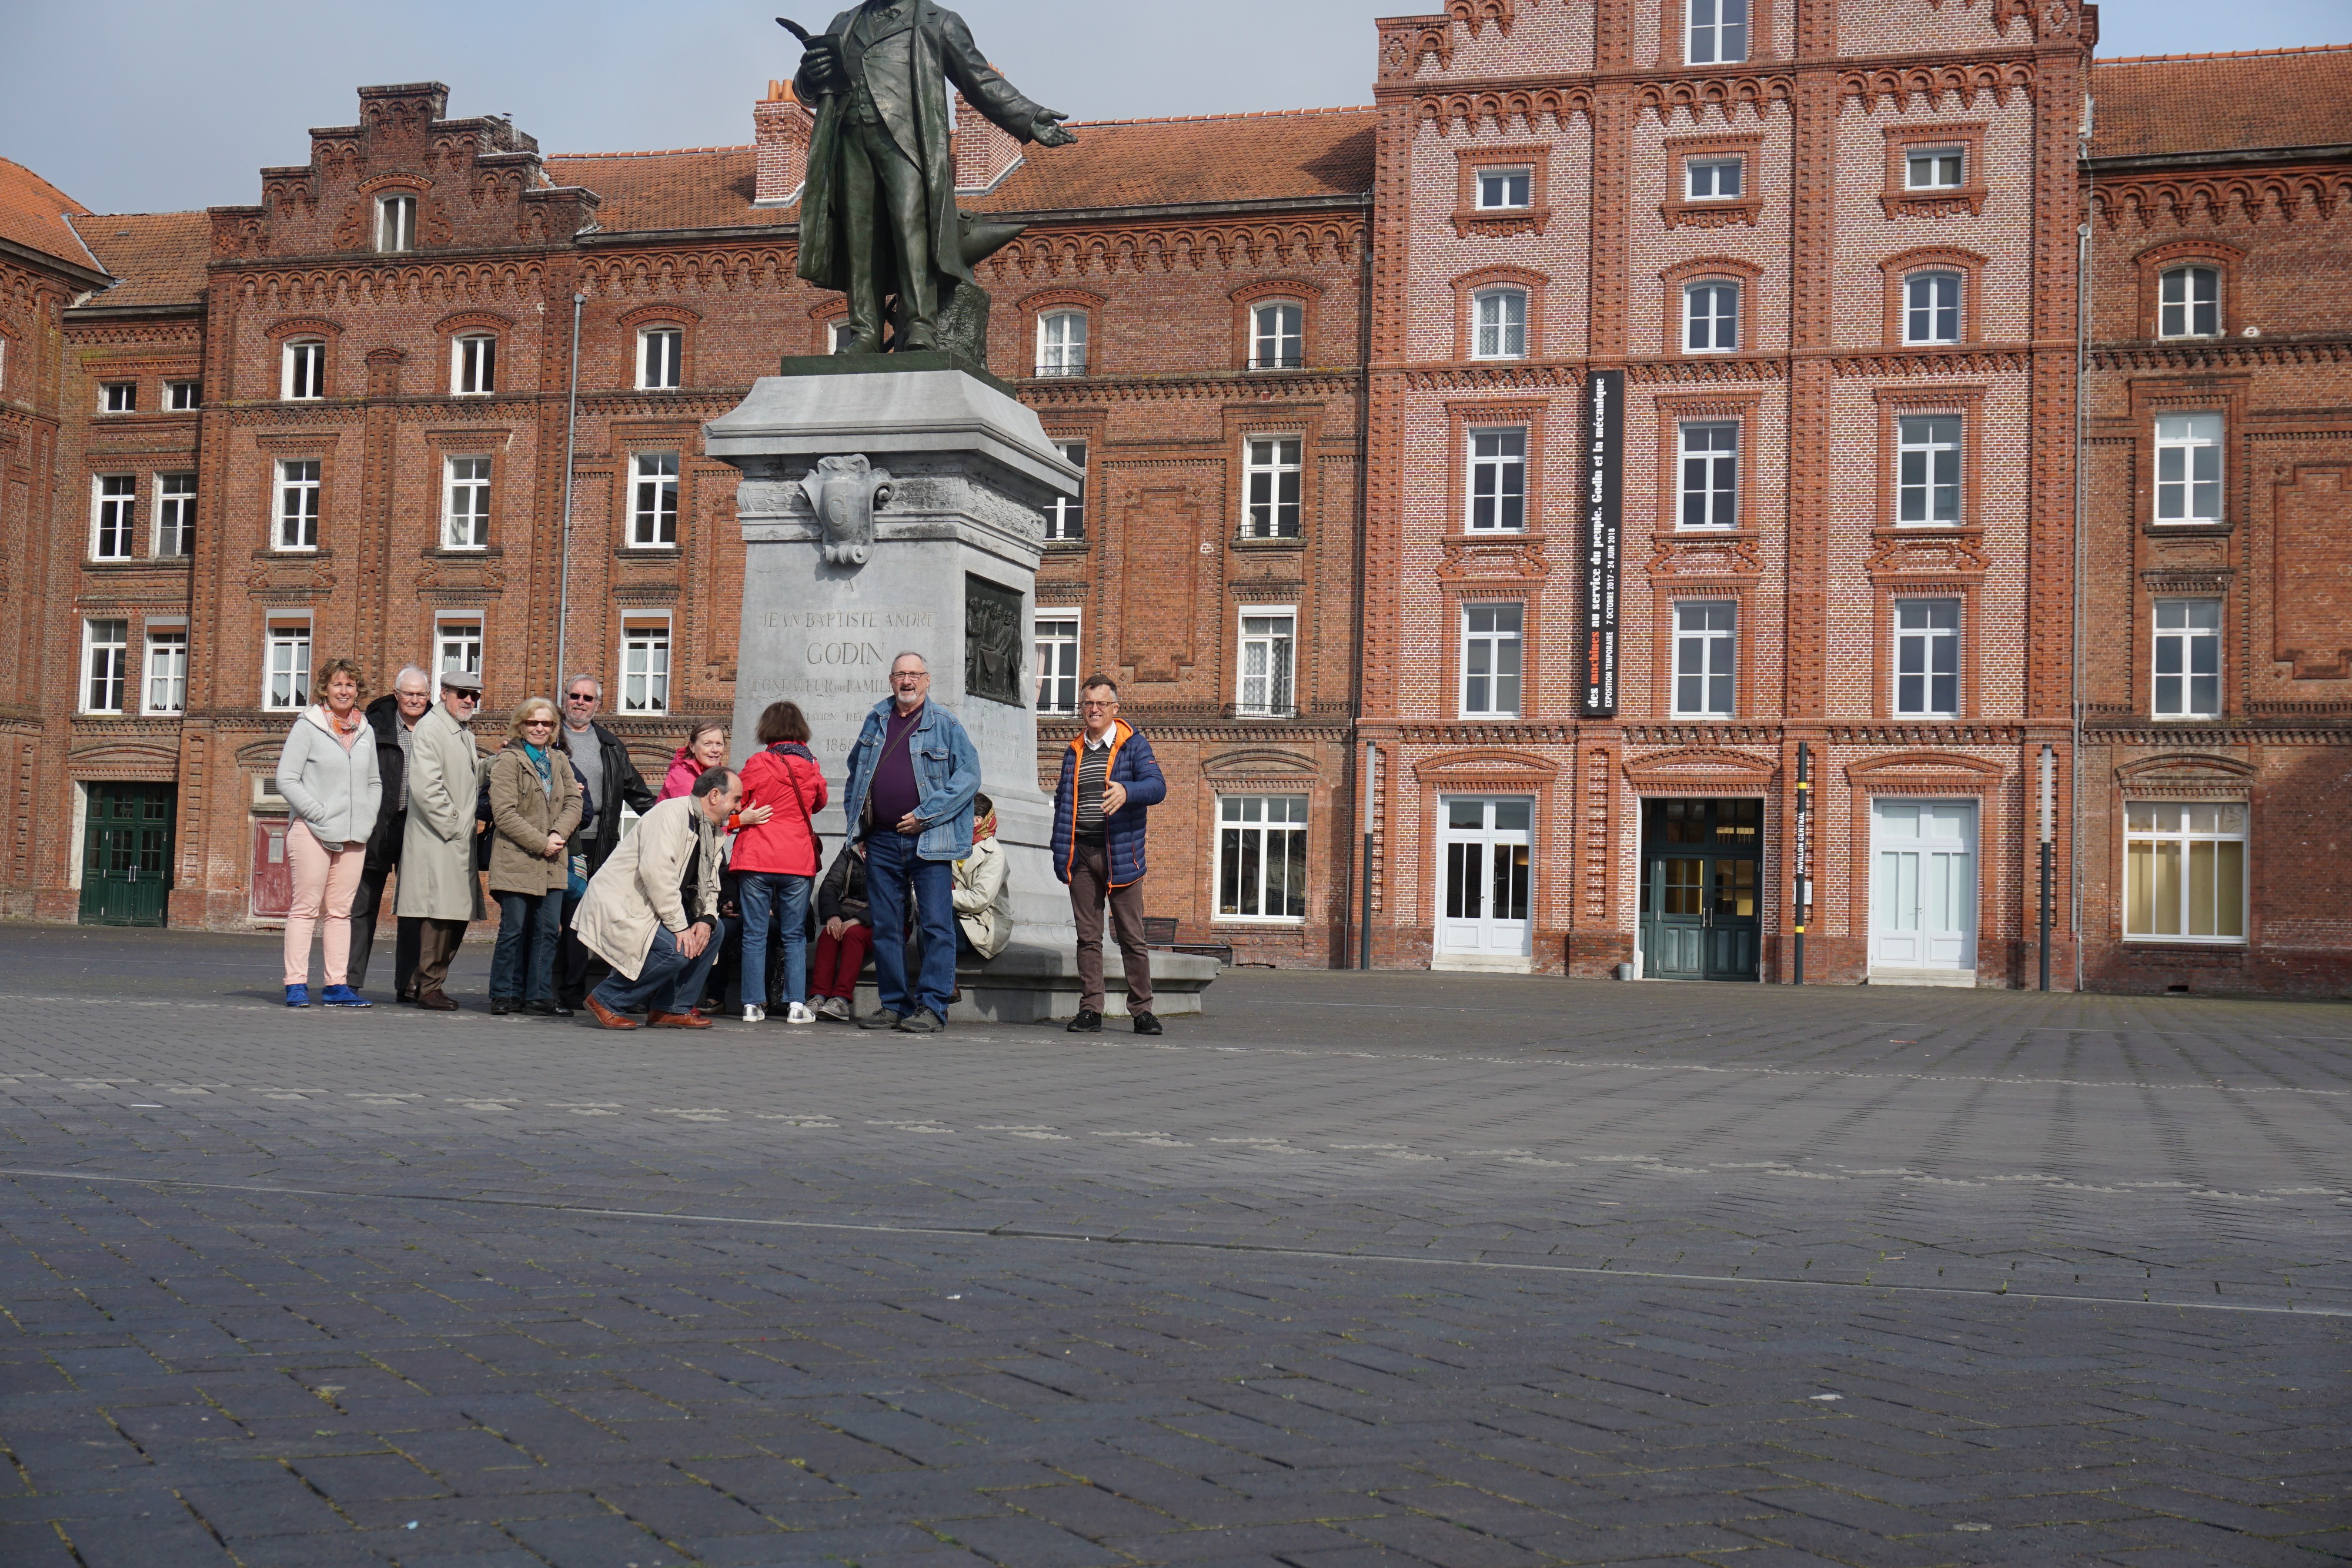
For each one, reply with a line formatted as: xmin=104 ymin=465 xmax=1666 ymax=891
xmin=706 ymin=365 xmax=1218 ymax=1020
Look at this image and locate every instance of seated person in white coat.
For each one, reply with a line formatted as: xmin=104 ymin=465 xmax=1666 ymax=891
xmin=951 ymin=793 xmax=1011 ymax=964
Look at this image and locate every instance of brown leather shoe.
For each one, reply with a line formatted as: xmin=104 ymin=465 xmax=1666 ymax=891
xmin=649 ymin=1009 xmax=712 ymax=1029
xmin=417 ymin=990 xmax=459 ymax=1012
xmin=585 ymin=994 xmax=640 ymax=1030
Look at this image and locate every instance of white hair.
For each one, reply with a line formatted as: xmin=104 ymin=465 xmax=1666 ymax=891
xmin=393 ymin=664 xmax=432 ymax=693
xmin=890 ymin=650 xmax=928 ymax=674
xmin=565 ymin=672 xmax=602 ymax=697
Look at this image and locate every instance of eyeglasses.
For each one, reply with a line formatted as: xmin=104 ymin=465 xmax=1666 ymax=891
xmin=565 ymin=693 xmax=597 ymax=703
xmin=445 ymin=691 xmax=478 ymax=704
xmin=1081 ymin=700 xmax=1117 ymax=710
xmin=522 ymin=719 xmax=555 ymax=728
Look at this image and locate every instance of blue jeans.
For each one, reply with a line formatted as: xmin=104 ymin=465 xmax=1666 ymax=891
xmin=592 ymin=918 xmax=730 ymax=1018
xmin=864 ymin=830 xmax=954 ymax=1020
xmin=490 ymin=888 xmax=564 ymax=1002
xmin=737 ymin=872 xmax=812 ymax=1008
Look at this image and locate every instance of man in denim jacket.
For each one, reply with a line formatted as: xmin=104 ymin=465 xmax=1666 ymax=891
xmin=840 ymin=651 xmax=981 ymax=1032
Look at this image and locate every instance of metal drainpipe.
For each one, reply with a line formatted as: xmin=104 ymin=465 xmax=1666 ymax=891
xmin=557 ymin=290 xmax=585 ymax=684
xmin=2073 ymin=98 xmax=2093 ymax=992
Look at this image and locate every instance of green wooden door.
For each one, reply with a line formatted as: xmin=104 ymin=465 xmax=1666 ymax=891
xmin=1638 ymin=798 xmax=1761 ymax=982
xmin=80 ymin=784 xmax=175 ymax=927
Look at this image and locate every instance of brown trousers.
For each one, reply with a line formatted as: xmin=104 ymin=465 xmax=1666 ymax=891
xmin=1070 ymin=839 xmax=1152 ymax=1014
xmin=414 ymin=918 xmax=469 ymax=998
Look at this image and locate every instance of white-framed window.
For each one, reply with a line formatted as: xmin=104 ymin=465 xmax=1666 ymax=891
xmin=281 ymin=338 xmax=325 ymax=401
xmin=166 ymin=379 xmax=200 ymax=410
xmin=376 ymin=193 xmax=416 ymax=253
xmin=1461 ymin=603 xmax=1524 ymax=719
xmin=452 ymin=334 xmax=496 ymax=397
xmin=92 ymin=475 xmax=137 ymax=560
xmin=1244 ymin=437 xmax=1302 ymax=539
xmin=827 ymin=319 xmax=858 ymax=355
xmin=101 ymin=382 xmax=136 ymax=414
xmin=1036 ymin=310 xmax=1087 ymax=376
xmin=276 ymin=460 xmax=321 ymax=550
xmin=436 ymin=615 xmax=483 ymax=680
xmin=1905 ymin=270 xmax=1962 ymax=344
xmin=630 ymin=452 xmax=679 ymax=547
xmin=1906 ymin=145 xmax=1965 ymax=190
xmin=1467 ymin=427 xmax=1526 ymax=532
xmin=2159 ymin=266 xmax=2220 ymax=339
xmin=1251 ymin=302 xmax=1304 ymax=370
xmin=81 ymin=619 xmax=129 ymax=714
xmin=1686 ymin=156 xmax=1743 ymax=199
xmin=1034 ymin=614 xmax=1080 ymax=714
xmin=0 ymin=337 xmax=8 ymax=393
xmin=264 ymin=617 xmax=311 ymax=711
xmin=1476 ymin=167 xmax=1532 ymax=209
xmin=1471 ymin=288 xmax=1527 ymax=359
xmin=2153 ymin=598 xmax=2221 ymax=720
xmin=2125 ymin=801 xmax=2246 ymax=942
xmin=1896 ymin=414 xmax=1962 ymax=525
xmin=1237 ymin=609 xmax=1296 ymax=718
xmin=1687 ymin=0 xmax=1748 ymax=63
xmin=1216 ymin=795 xmax=1308 ymax=922
xmin=1678 ymin=421 xmax=1738 ymax=530
xmin=1044 ymin=440 xmax=1085 ymax=540
xmin=2155 ymin=413 xmax=2223 ymax=523
xmin=1893 ymin=598 xmax=1960 ymax=717
xmin=443 ymin=456 xmax=491 ymax=549
xmin=153 ymin=473 xmax=195 ymax=557
xmin=639 ymin=327 xmax=683 ymax=389
xmin=1684 ymin=279 xmax=1739 ymax=353
xmin=620 ymin=617 xmax=671 ymax=715
xmin=1672 ymin=600 xmax=1736 ymax=718
xmin=143 ymin=623 xmax=188 ymax=716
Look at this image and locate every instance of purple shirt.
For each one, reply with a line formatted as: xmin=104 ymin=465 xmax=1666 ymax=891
xmin=868 ymin=703 xmax=924 ymax=830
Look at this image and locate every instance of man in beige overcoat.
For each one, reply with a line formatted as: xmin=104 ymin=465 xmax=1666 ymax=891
xmin=396 ymin=668 xmax=487 ymax=1010
xmin=574 ymin=767 xmax=740 ymax=1030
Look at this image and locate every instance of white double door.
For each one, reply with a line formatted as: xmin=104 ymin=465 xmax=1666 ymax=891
xmin=1437 ymin=796 xmax=1532 ymax=962
xmin=1870 ymin=798 xmax=1978 ymax=972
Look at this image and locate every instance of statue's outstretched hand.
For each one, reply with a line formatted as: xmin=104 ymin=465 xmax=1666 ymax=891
xmin=1031 ymin=110 xmax=1078 ymax=148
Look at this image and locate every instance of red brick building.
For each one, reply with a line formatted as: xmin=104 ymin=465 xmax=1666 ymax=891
xmin=2 ymin=6 xmax=2347 ymax=994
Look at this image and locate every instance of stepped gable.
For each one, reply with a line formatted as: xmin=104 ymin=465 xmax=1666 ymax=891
xmin=2092 ymin=44 xmax=2352 ymax=161
xmin=0 ymin=155 xmax=102 ymax=272
xmin=77 ymin=212 xmax=212 ymax=308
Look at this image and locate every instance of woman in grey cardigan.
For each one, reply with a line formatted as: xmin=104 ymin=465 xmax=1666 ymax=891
xmin=273 ymin=658 xmax=383 ymax=1007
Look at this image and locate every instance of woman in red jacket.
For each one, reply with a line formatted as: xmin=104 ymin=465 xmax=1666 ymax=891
xmin=732 ymin=701 xmax=828 ymax=1024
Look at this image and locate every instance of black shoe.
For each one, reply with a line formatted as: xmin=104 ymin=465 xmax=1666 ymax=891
xmin=489 ymin=997 xmax=517 ymax=1017
xmin=1132 ymin=1011 xmax=1162 ymax=1036
xmin=527 ymin=1000 xmax=574 ymax=1018
xmin=1067 ymin=1009 xmax=1102 ymax=1033
xmin=396 ymin=990 xmax=420 ymax=1007
xmin=858 ymin=1009 xmax=904 ymax=1031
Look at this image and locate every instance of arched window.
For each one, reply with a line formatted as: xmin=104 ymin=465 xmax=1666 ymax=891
xmin=2160 ymin=266 xmax=2219 ymax=339
xmin=1683 ymin=280 xmax=1739 ymax=353
xmin=1251 ymin=302 xmax=1303 ymax=370
xmin=281 ymin=338 xmax=326 ymax=401
xmin=640 ymin=326 xmax=684 ymax=388
xmin=1036 ymin=310 xmax=1088 ymax=376
xmin=1471 ymin=289 xmax=1527 ymax=359
xmin=376 ymin=194 xmax=416 ymax=253
xmin=1904 ymin=271 xmax=1962 ymax=344
xmin=451 ymin=333 xmax=496 ymax=396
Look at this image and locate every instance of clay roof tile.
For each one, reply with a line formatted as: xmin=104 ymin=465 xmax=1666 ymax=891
xmin=0 ymin=156 xmax=102 ymax=273
xmin=2092 ymin=44 xmax=2352 ymax=161
xmin=75 ymin=212 xmax=213 ymax=309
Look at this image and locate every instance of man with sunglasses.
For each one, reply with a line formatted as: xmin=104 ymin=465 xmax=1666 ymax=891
xmin=395 ymin=669 xmax=489 ymax=1011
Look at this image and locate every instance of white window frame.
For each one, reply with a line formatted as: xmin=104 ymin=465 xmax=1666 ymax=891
xmin=436 ymin=614 xmax=484 ymax=681
xmin=166 ymin=379 xmax=200 ymax=410
xmin=1250 ymin=301 xmax=1304 ymax=370
xmin=376 ymin=193 xmax=416 ymax=253
xmin=1236 ymin=607 xmax=1297 ymax=719
xmin=276 ymin=459 xmax=321 ymax=551
xmin=1467 ymin=426 xmax=1527 ymax=532
xmin=1904 ymin=270 xmax=1962 ymax=345
xmin=143 ymin=621 xmax=188 ymax=716
xmin=1034 ymin=613 xmax=1081 ymax=714
xmin=620 ymin=617 xmax=673 ymax=716
xmin=1683 ymin=279 xmax=1739 ymax=353
xmin=2152 ymin=597 xmax=2222 ymax=720
xmin=451 ymin=333 xmax=496 ymax=397
xmin=2154 ymin=413 xmax=2223 ymax=524
xmin=1214 ymin=794 xmax=1309 ymax=924
xmin=1905 ymin=145 xmax=1966 ymax=190
xmin=1475 ymin=166 xmax=1532 ymax=210
xmin=263 ymin=617 xmax=312 ymax=712
xmin=2124 ymin=801 xmax=2247 ymax=944
xmin=281 ymin=339 xmax=325 ymax=402
xmin=827 ymin=319 xmax=858 ymax=355
xmin=1036 ymin=310 xmax=1087 ymax=376
xmin=630 ymin=452 xmax=679 ymax=548
xmin=1686 ymin=0 xmax=1748 ymax=63
xmin=1460 ymin=602 xmax=1524 ymax=720
xmin=1686 ymin=156 xmax=1743 ymax=200
xmin=2159 ymin=266 xmax=2220 ymax=340
xmin=1044 ymin=440 xmax=1085 ymax=540
xmin=153 ymin=472 xmax=196 ymax=557
xmin=1678 ymin=420 xmax=1738 ymax=530
xmin=1471 ymin=288 xmax=1527 ymax=360
xmin=81 ymin=618 xmax=130 ymax=715
xmin=1672 ymin=600 xmax=1737 ymax=718
xmin=1896 ymin=414 xmax=1962 ymax=526
xmin=443 ymin=455 xmax=492 ymax=550
xmin=1893 ymin=598 xmax=1961 ymax=718
xmin=639 ymin=326 xmax=684 ymax=390
xmin=91 ymin=474 xmax=137 ymax=560
xmin=1243 ymin=436 xmax=1303 ymax=539
xmin=100 ymin=381 xmax=136 ymax=414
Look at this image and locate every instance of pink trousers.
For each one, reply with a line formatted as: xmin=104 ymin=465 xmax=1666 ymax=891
xmin=284 ymin=820 xmax=366 ymax=986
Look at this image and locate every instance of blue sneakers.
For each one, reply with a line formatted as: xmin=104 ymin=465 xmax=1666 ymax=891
xmin=321 ymin=985 xmax=372 ymax=1008
xmin=285 ymin=984 xmax=310 ymax=1008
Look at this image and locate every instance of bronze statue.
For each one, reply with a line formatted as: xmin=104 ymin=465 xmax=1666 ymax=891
xmin=784 ymin=5 xmax=1076 ymax=360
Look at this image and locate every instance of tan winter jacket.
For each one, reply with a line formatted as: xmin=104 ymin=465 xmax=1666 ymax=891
xmin=486 ymin=741 xmax=583 ymax=897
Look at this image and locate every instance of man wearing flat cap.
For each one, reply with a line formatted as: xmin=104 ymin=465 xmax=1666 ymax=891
xmin=396 ymin=668 xmax=488 ymax=1011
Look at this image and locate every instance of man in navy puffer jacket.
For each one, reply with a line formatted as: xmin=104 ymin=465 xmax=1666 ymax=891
xmin=1050 ymin=676 xmax=1167 ymax=1034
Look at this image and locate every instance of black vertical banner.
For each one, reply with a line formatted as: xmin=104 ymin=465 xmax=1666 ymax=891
xmin=1580 ymin=369 xmax=1623 ymax=717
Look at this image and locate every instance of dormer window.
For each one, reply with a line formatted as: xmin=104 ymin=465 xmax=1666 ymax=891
xmin=1476 ymin=168 xmax=1532 ymax=210
xmin=376 ymin=195 xmax=416 ymax=253
xmin=452 ymin=333 xmax=496 ymax=397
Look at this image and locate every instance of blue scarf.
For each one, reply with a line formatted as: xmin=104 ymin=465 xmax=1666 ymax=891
xmin=522 ymin=740 xmax=553 ymax=796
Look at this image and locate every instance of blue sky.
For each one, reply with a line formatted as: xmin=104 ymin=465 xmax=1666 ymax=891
xmin=7 ymin=0 xmax=2346 ymax=215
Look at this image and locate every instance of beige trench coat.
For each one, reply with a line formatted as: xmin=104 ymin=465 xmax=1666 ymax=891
xmin=395 ymin=702 xmax=487 ymax=921
xmin=573 ymin=796 xmax=724 ymax=982
xmin=486 ymin=742 xmax=583 ymax=897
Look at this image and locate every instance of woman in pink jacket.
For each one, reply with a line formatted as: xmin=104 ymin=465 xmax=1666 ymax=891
xmin=731 ymin=701 xmax=829 ymax=1024
xmin=658 ymin=721 xmax=730 ymax=802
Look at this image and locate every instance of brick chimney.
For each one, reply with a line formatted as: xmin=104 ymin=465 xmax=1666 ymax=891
xmin=954 ymin=93 xmax=1025 ymax=193
xmin=753 ymin=81 xmax=812 ymax=206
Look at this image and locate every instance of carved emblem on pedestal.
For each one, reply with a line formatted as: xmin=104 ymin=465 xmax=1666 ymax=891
xmin=799 ymin=454 xmax=893 ymax=567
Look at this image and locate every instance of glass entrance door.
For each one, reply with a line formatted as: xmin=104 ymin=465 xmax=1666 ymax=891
xmin=80 ymin=783 xmax=175 ymax=927
xmin=1870 ymin=799 xmax=1977 ymax=972
xmin=1436 ymin=797 xmax=1533 ymax=962
xmin=1638 ymin=798 xmax=1762 ymax=981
